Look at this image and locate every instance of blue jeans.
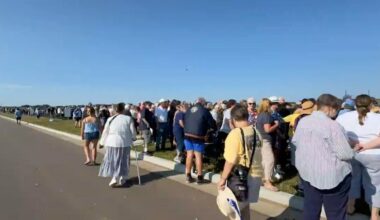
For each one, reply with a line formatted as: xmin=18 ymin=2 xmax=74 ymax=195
xmin=156 ymin=123 xmax=168 ymax=150
xmin=174 ymin=131 xmax=184 ymax=152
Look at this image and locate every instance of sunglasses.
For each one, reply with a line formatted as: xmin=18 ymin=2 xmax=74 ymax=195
xmin=248 ymin=103 xmax=256 ymax=105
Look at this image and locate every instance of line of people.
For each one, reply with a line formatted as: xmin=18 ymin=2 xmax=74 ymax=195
xmin=6 ymin=94 xmax=380 ymax=220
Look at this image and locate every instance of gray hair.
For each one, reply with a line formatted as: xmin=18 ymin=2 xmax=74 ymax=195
xmin=196 ymin=97 xmax=206 ymax=105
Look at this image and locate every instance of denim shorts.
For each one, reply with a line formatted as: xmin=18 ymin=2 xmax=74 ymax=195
xmin=184 ymin=139 xmax=205 ymax=154
xmin=84 ymin=132 xmax=100 ymax=141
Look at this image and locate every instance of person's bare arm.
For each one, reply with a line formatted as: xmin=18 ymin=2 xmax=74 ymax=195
xmin=179 ymin=119 xmax=185 ymax=128
xmin=81 ymin=118 xmax=85 ymax=140
xmin=264 ymin=122 xmax=279 ymax=133
xmin=357 ymin=136 xmax=380 ymax=152
xmin=142 ymin=118 xmax=150 ymax=128
xmin=217 ymin=161 xmax=234 ymax=190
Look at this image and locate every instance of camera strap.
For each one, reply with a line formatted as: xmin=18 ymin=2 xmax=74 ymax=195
xmin=239 ymin=126 xmax=257 ymax=171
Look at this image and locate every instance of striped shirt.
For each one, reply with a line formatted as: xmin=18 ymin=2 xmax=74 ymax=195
xmin=292 ymin=111 xmax=353 ymax=190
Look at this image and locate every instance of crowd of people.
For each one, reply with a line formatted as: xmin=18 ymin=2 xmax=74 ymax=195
xmin=3 ymin=94 xmax=380 ymax=220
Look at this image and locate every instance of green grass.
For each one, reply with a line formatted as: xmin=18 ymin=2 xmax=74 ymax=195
xmin=134 ymin=143 xmax=178 ymax=161
xmin=274 ymin=172 xmax=300 ymax=195
xmin=0 ymin=113 xmax=81 ymax=135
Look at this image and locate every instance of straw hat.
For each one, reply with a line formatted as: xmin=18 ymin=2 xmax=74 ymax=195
xmin=216 ymin=186 xmax=242 ymax=220
xmin=372 ymin=106 xmax=380 ymax=113
xmin=301 ymin=101 xmax=315 ymax=115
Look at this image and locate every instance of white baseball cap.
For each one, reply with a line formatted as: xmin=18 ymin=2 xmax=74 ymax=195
xmin=158 ymin=98 xmax=167 ymax=104
xmin=268 ymin=96 xmax=280 ymax=103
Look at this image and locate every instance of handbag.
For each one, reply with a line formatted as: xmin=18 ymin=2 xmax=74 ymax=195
xmin=227 ymin=127 xmax=257 ymax=202
xmin=99 ymin=114 xmax=119 ymax=149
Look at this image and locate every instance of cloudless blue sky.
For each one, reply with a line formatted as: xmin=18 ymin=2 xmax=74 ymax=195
xmin=1 ymin=0 xmax=379 ymax=105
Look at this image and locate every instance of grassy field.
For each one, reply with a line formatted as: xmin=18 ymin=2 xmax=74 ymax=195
xmin=0 ymin=112 xmax=81 ymax=135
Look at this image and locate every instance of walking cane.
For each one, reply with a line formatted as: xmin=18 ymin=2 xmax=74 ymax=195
xmin=133 ymin=144 xmax=142 ymax=185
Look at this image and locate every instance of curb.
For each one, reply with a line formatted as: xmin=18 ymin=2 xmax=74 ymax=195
xmin=0 ymin=115 xmax=368 ymax=219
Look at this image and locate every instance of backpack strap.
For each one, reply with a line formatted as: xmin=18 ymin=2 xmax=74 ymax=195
xmin=239 ymin=128 xmax=248 ymax=167
xmin=108 ymin=114 xmax=120 ymax=127
xmin=239 ymin=127 xmax=257 ymax=169
xmin=248 ymin=127 xmax=257 ymax=169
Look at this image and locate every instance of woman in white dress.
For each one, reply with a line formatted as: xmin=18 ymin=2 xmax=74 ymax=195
xmin=99 ymin=103 xmax=137 ymax=187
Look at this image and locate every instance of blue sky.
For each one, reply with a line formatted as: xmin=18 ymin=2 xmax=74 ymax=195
xmin=0 ymin=0 xmax=379 ymax=106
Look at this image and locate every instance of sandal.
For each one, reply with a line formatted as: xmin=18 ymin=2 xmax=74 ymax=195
xmin=84 ymin=161 xmax=91 ymax=166
xmin=91 ymin=161 xmax=100 ymax=166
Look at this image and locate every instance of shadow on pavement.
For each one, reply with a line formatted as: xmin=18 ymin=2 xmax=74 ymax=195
xmin=120 ymin=163 xmax=183 ymax=188
xmin=267 ymin=196 xmax=303 ymax=220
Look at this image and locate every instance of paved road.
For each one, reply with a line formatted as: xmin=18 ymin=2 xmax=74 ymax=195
xmin=0 ymin=117 xmax=269 ymax=220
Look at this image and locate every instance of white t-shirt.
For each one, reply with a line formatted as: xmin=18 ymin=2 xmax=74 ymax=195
xmin=337 ymin=111 xmax=380 ymax=155
xmin=154 ymin=106 xmax=168 ymax=123
xmin=220 ymin=108 xmax=231 ymax=133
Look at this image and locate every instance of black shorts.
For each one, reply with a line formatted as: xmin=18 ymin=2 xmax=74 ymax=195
xmin=16 ymin=117 xmax=21 ymax=120
xmin=74 ymin=117 xmax=81 ymax=122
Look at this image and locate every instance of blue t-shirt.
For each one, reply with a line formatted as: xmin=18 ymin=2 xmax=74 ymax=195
xmin=173 ymin=112 xmax=185 ymax=134
xmin=73 ymin=109 xmax=82 ymax=118
xmin=15 ymin=110 xmax=22 ymax=118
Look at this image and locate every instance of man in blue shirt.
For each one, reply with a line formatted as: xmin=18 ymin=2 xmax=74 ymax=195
xmin=15 ymin=108 xmax=22 ymax=125
xmin=73 ymin=107 xmax=82 ymax=128
xmin=184 ymin=97 xmax=216 ymax=184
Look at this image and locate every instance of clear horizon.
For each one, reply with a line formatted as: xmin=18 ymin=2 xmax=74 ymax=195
xmin=1 ymin=1 xmax=379 ymax=106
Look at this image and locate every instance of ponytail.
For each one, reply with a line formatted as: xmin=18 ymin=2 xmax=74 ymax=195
xmin=355 ymin=95 xmax=372 ymax=126
xmin=357 ymin=106 xmax=370 ymax=125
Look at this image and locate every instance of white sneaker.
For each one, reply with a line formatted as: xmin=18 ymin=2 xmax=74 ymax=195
xmin=109 ymin=177 xmax=118 ymax=187
xmin=118 ymin=176 xmax=127 ymax=186
xmin=173 ymin=156 xmax=181 ymax=163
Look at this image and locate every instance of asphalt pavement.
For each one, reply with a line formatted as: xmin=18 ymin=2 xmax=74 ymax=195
xmin=0 ymin=117 xmax=269 ymax=220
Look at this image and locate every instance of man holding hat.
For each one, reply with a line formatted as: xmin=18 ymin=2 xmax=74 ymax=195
xmin=217 ymin=104 xmax=261 ymax=220
xmin=217 ymin=185 xmax=244 ymax=220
